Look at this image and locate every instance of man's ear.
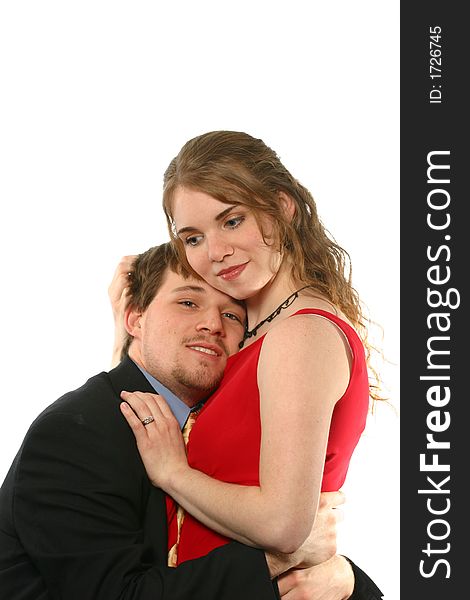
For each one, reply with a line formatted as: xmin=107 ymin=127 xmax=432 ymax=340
xmin=124 ymin=305 xmax=143 ymax=340
xmin=278 ymin=191 xmax=296 ymax=222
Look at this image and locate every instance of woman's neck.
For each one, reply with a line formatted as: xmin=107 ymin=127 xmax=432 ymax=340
xmin=244 ymin=260 xmax=303 ymax=332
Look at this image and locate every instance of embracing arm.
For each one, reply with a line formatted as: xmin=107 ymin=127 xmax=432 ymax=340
xmin=122 ymin=315 xmax=350 ymax=553
xmin=343 ymin=557 xmax=384 ymax=600
xmin=9 ymin=406 xmax=278 ymax=600
xmin=276 ymin=556 xmax=384 ymax=600
xmin=277 ymin=555 xmax=355 ymax=600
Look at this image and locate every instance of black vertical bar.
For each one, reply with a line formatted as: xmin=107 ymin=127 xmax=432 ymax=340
xmin=401 ymin=3 xmax=466 ymax=597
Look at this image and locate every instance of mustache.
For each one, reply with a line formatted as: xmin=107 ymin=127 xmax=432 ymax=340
xmin=182 ymin=335 xmax=229 ymax=357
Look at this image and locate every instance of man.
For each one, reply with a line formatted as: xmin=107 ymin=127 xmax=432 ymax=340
xmin=0 ymin=243 xmax=381 ymax=599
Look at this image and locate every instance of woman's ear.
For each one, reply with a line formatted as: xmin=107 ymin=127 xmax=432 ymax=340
xmin=278 ymin=191 xmax=296 ymax=222
xmin=124 ymin=305 xmax=143 ymax=339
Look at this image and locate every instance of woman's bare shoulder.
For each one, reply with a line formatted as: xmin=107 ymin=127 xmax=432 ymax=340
xmin=260 ymin=313 xmax=350 ymax=373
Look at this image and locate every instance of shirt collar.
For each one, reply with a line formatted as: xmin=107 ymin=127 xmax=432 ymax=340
xmin=132 ymin=361 xmax=192 ymax=430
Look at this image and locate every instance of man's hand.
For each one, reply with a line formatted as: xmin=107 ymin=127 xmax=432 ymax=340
xmin=294 ymin=491 xmax=344 ymax=568
xmin=265 ymin=491 xmax=344 ymax=578
xmin=277 ymin=555 xmax=354 ymax=600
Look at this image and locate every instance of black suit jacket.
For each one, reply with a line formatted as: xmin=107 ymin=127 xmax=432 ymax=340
xmin=0 ymin=357 xmax=277 ymax=599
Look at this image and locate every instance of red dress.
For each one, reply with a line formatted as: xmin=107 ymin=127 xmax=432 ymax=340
xmin=167 ymin=309 xmax=370 ymax=564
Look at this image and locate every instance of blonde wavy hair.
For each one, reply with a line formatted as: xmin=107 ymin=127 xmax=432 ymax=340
xmin=162 ymin=130 xmax=383 ymax=403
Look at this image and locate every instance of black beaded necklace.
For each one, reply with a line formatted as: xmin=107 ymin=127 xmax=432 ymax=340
xmin=239 ymin=285 xmax=311 ymax=349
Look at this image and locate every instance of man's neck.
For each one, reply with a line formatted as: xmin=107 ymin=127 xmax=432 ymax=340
xmin=170 ymin=386 xmax=205 ymax=409
xmin=128 ymin=352 xmax=203 ymax=408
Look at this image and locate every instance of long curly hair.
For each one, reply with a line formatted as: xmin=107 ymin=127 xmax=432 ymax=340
xmin=162 ymin=130 xmax=383 ymax=403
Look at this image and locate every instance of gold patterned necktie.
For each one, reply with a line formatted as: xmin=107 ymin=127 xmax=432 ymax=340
xmin=168 ymin=407 xmax=200 ymax=567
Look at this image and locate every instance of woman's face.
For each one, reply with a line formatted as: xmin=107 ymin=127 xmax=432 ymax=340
xmin=172 ymin=186 xmax=282 ymax=300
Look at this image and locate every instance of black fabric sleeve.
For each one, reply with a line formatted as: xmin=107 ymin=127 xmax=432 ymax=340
xmin=11 ymin=409 xmax=277 ymax=600
xmin=342 ymin=556 xmax=384 ymax=600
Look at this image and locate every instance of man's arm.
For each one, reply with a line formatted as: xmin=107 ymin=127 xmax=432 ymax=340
xmin=11 ymin=408 xmax=277 ymax=600
xmin=276 ymin=556 xmax=384 ymax=600
xmin=343 ymin=557 xmax=384 ymax=600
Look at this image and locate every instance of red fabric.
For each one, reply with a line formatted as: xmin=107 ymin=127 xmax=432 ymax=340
xmin=166 ymin=309 xmax=370 ymax=564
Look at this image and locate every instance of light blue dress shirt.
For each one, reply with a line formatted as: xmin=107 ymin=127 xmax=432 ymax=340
xmin=133 ymin=360 xmax=196 ymax=429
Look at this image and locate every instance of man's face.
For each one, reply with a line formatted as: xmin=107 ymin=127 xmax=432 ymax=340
xmin=128 ymin=269 xmax=245 ymax=405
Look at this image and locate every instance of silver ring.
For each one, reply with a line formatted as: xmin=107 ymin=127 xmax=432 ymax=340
xmin=141 ymin=415 xmax=155 ymax=426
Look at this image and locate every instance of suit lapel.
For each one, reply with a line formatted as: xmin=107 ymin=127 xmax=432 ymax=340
xmin=108 ymin=355 xmax=157 ymax=398
xmin=108 ymin=356 xmax=170 ymax=562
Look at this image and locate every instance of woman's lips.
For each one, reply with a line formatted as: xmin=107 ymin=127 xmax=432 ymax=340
xmin=217 ymin=262 xmax=248 ymax=281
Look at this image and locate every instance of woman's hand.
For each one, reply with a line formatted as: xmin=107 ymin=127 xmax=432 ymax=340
xmin=120 ymin=390 xmax=189 ymax=489
xmin=108 ymin=255 xmax=137 ymax=368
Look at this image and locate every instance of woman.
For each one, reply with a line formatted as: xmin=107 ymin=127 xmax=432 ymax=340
xmin=117 ymin=131 xmax=379 ymax=565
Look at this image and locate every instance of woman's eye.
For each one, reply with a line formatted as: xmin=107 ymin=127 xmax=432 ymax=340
xmin=225 ymin=216 xmax=244 ymax=229
xmin=184 ymin=234 xmax=203 ymax=247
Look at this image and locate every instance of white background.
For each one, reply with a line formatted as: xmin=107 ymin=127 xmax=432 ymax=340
xmin=0 ymin=2 xmax=399 ymax=598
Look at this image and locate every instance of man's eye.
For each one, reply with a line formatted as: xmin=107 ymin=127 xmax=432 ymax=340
xmin=223 ymin=312 xmax=243 ymax=324
xmin=179 ymin=301 xmax=197 ymax=308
